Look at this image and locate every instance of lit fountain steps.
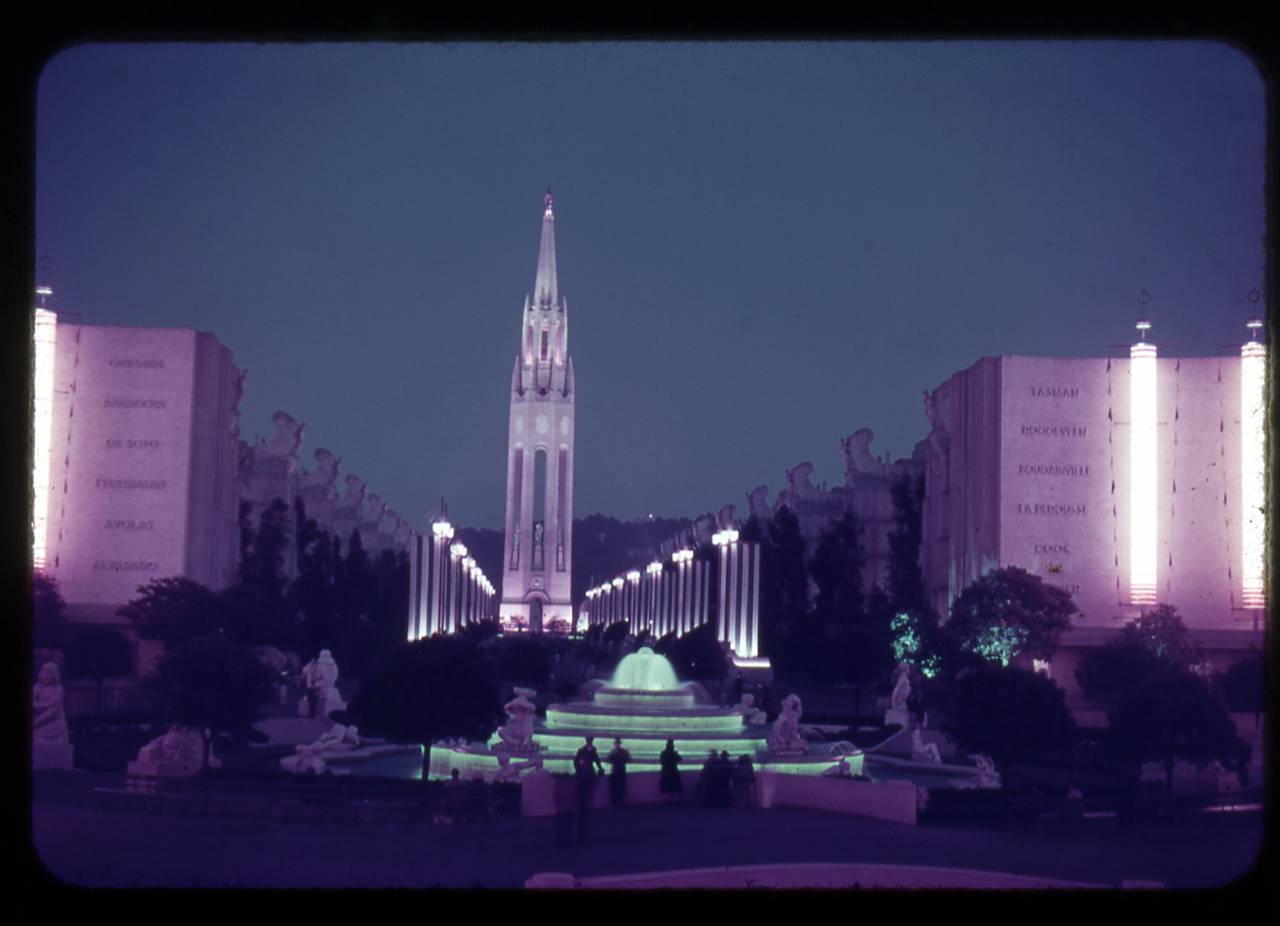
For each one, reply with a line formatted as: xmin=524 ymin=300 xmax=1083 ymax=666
xmin=429 ymin=648 xmax=857 ymax=780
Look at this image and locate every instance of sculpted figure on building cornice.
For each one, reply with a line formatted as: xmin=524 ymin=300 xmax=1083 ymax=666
xmin=840 ymin=428 xmax=890 ymax=481
xmin=747 ymin=485 xmax=773 ymax=522
xmin=299 ymin=448 xmax=341 ymax=497
xmin=256 ymin=410 xmax=305 ymax=461
xmin=337 ymin=474 xmax=367 ymax=512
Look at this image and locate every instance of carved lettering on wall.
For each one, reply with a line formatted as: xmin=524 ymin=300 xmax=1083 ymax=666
xmin=1020 ymin=425 xmax=1087 ymax=438
xmin=103 ymin=519 xmax=155 ymax=530
xmin=104 ymin=439 xmax=161 ymax=450
xmin=103 ymin=398 xmax=167 ymax=410
xmin=108 ymin=359 xmax=166 ymax=369
xmin=95 ymin=478 xmax=168 ymax=490
xmin=1015 ymin=502 xmax=1086 ymax=516
xmin=1017 ymin=464 xmax=1090 ymax=476
xmin=92 ymin=560 xmax=160 ymax=571
xmin=1029 ymin=387 xmax=1080 ymax=398
xmin=1033 ymin=543 xmax=1071 ymax=555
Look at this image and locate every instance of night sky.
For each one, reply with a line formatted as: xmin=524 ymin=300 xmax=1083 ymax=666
xmin=35 ymin=41 xmax=1266 ymax=532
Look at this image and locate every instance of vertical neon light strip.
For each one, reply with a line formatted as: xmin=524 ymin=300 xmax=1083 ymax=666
xmin=1130 ymin=340 xmax=1158 ymax=605
xmin=32 ymin=308 xmax=57 ymax=572
xmin=1241 ymin=339 xmax=1267 ymax=609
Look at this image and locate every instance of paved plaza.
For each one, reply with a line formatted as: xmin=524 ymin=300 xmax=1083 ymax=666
xmin=31 ymin=771 xmax=1263 ymax=889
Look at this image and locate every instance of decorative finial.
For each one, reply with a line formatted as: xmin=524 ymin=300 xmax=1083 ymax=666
xmin=544 ymin=190 xmax=553 ymax=211
xmin=1135 ymin=319 xmax=1152 ymax=341
xmin=35 ymin=285 xmax=53 ymax=308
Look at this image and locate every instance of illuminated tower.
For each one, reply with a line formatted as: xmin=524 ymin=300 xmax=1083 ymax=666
xmin=1241 ymin=318 xmax=1267 ymax=612
xmin=1129 ymin=319 xmax=1158 ymax=606
xmin=32 ymin=286 xmax=58 ymax=572
xmin=499 ymin=192 xmax=575 ymax=633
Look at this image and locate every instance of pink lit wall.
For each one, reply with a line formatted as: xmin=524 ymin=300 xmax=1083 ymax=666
xmin=45 ymin=323 xmax=241 ymax=615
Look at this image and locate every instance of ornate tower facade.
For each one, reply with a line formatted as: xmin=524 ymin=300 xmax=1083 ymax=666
xmin=499 ymin=192 xmax=575 ymax=633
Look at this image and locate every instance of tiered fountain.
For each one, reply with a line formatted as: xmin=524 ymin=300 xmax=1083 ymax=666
xmin=427 ymin=647 xmax=860 ymax=781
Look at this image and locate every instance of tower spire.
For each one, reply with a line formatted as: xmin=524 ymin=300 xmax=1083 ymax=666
xmin=534 ymin=189 xmax=558 ymax=308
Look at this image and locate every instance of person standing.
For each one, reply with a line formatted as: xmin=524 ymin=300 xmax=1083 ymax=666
xmin=573 ymin=736 xmax=604 ymax=842
xmin=659 ymin=739 xmax=683 ymax=804
xmin=607 ymin=738 xmax=632 ymax=809
xmin=733 ymin=755 xmax=757 ymax=808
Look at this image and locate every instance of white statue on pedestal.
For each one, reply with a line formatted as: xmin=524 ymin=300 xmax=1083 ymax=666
xmin=884 ymin=663 xmax=912 ymax=729
xmin=302 ymin=650 xmax=347 ymax=718
xmin=312 ymin=723 xmax=361 ymax=752
xmin=134 ymin=726 xmax=217 ymax=770
xmin=823 ymin=756 xmax=854 ymax=778
xmin=281 ymin=743 xmax=327 ymax=775
xmin=33 ymin=662 xmax=69 ymax=745
xmin=737 ymin=693 xmax=767 ymax=725
xmin=974 ymin=754 xmax=1001 ymax=788
xmin=911 ymin=728 xmax=942 ymax=765
xmin=767 ymin=694 xmax=806 ymax=756
xmin=496 ymin=687 xmax=538 ymax=752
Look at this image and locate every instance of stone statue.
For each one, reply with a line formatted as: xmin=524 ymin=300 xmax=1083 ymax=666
xmin=911 ymin=729 xmax=942 ymax=765
xmin=302 ymin=650 xmax=347 ymax=719
xmin=361 ymin=494 xmax=388 ymax=528
xmin=737 ymin=693 xmax=767 ymax=725
xmin=32 ymin=662 xmax=69 ymax=746
xmin=747 ymin=485 xmax=772 ymax=522
xmin=496 ymin=687 xmax=538 ymax=753
xmin=137 ymin=726 xmax=207 ymax=767
xmin=338 ymin=473 xmax=367 ymax=511
xmin=823 ymin=756 xmax=854 ymax=778
xmin=716 ymin=504 xmax=737 ymax=532
xmin=299 ymin=448 xmax=341 ymax=495
xmin=891 ymin=664 xmax=911 ymax=711
xmin=281 ymin=743 xmax=327 ymax=775
xmin=314 ymin=723 xmax=361 ymax=752
xmin=974 ymin=754 xmax=1001 ymax=788
xmin=494 ymin=752 xmax=544 ymax=782
xmin=840 ymin=428 xmax=888 ymax=480
xmin=256 ymin=410 xmax=305 ymax=460
xmin=767 ymin=693 xmax=806 ymax=756
xmin=785 ymin=462 xmax=824 ymax=501
xmin=393 ymin=520 xmax=413 ymax=545
xmin=378 ymin=508 xmax=401 ymax=537
xmin=692 ymin=515 xmax=715 ymax=546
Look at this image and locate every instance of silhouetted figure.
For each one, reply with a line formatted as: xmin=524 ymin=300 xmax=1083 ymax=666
xmin=436 ymin=768 xmax=464 ymax=825
xmin=607 ymin=738 xmax=632 ymax=809
xmin=732 ymin=755 xmax=757 ymax=808
xmin=731 ymin=673 xmax=745 ymax=705
xmin=713 ymin=751 xmax=733 ymax=807
xmin=696 ymin=750 xmax=718 ymax=807
xmin=659 ymin=739 xmax=683 ymax=803
xmin=552 ymin=773 xmax=577 ymax=849
xmin=573 ymin=736 xmax=605 ymax=842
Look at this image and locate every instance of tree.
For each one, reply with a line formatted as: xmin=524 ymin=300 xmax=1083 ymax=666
xmin=459 ymin=617 xmax=502 ymax=644
xmin=944 ymin=567 xmax=1077 ymax=666
xmin=66 ymin=626 xmax=135 ymax=709
xmin=33 ymin=571 xmax=68 ymax=649
xmin=497 ymin=634 xmax=552 ymax=688
xmin=887 ymin=474 xmax=928 ymax=617
xmin=119 ymin=577 xmax=226 ymax=646
xmin=601 ymin=621 xmax=631 ymax=647
xmin=1218 ymin=653 xmax=1264 ymax=720
xmin=940 ymin=664 xmax=1076 ymax=775
xmin=145 ymin=636 xmax=276 ymax=769
xmin=241 ymin=498 xmax=292 ymax=600
xmin=1108 ymin=669 xmax=1242 ymax=792
xmin=810 ymin=512 xmax=866 ymax=628
xmin=1076 ymin=605 xmax=1201 ymax=700
xmin=758 ymin=507 xmax=810 ymax=657
xmin=655 ymin=622 xmax=729 ymax=684
xmin=348 ymin=636 xmax=502 ymax=774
